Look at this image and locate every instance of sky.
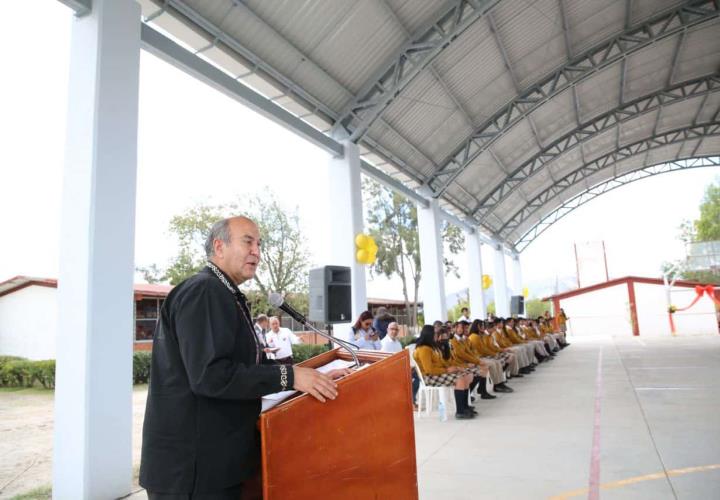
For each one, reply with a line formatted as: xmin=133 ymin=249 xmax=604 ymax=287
xmin=1 ymin=0 xmax=718 ymax=302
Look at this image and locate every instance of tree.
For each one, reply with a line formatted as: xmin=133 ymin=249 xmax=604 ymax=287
xmin=525 ymin=298 xmax=551 ymax=319
xmin=695 ymin=182 xmax=720 ymax=241
xmin=136 ymin=192 xmax=311 ymax=316
xmin=363 ymin=178 xmax=465 ymax=326
xmin=662 ymin=178 xmax=720 ymax=284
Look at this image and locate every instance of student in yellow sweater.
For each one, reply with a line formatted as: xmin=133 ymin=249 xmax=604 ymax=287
xmin=413 ymin=325 xmax=476 ymax=419
xmin=459 ymin=321 xmax=514 ymax=393
xmin=471 ymin=320 xmax=522 ymax=378
xmin=449 ymin=321 xmax=497 ymax=400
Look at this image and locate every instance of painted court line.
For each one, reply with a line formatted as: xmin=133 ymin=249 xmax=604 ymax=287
xmin=588 ymin=349 xmax=603 ymax=500
xmin=549 ymin=463 xmax=720 ymax=499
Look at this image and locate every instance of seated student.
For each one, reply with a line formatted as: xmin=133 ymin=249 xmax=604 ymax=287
xmin=349 ymin=310 xmax=381 ymax=350
xmin=539 ymin=316 xmax=568 ymax=348
xmin=493 ymin=319 xmax=534 ymax=374
xmin=449 ymin=321 xmax=498 ymax=400
xmin=508 ymin=317 xmax=550 ymax=363
xmin=543 ymin=310 xmax=569 ymax=347
xmin=469 ymin=319 xmax=522 ymax=379
xmin=413 ymin=325 xmax=476 ymax=419
xmin=380 ymin=322 xmax=403 ymax=353
xmin=465 ymin=321 xmax=513 ymax=392
xmin=523 ymin=318 xmax=558 ymax=354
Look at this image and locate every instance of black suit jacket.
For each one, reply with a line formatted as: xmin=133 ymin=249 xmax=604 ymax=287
xmin=139 ymin=267 xmax=293 ymax=493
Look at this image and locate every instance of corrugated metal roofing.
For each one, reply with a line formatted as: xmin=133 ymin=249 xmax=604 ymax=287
xmin=141 ymin=0 xmax=720 ymax=250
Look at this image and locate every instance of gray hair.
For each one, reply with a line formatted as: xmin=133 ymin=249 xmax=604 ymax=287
xmin=204 ymin=219 xmax=232 ymax=258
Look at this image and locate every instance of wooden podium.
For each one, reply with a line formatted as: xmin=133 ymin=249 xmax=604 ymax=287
xmin=258 ymin=348 xmax=419 ymax=499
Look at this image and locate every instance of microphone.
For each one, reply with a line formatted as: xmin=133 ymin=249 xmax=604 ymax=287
xmin=268 ymin=292 xmax=360 ymax=368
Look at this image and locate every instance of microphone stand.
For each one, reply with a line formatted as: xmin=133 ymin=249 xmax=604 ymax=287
xmin=299 ymin=319 xmax=361 ymax=369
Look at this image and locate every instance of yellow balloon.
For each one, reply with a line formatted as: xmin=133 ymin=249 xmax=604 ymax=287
xmin=522 ymin=287 xmax=529 ymax=298
xmin=368 ymin=240 xmax=378 ymax=252
xmin=356 ymin=249 xmax=369 ymax=263
xmin=355 ymin=233 xmax=370 ymax=249
xmin=482 ymin=275 xmax=493 ymax=290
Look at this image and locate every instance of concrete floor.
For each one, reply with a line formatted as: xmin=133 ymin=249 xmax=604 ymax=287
xmin=414 ymin=335 xmax=720 ymax=500
xmin=125 ymin=335 xmax=720 ymax=500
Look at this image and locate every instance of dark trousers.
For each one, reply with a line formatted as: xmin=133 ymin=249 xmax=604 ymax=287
xmin=411 ymin=370 xmax=420 ymax=403
xmin=147 ymin=484 xmax=242 ymax=500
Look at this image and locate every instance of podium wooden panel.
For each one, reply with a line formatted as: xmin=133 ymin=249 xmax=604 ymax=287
xmin=259 ymin=348 xmax=418 ymax=500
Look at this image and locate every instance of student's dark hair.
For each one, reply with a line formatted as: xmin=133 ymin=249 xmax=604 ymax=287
xmin=469 ymin=319 xmax=482 ymax=335
xmin=416 ymin=325 xmax=437 ymax=349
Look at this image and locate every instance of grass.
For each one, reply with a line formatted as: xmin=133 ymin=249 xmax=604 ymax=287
xmin=11 ymin=485 xmax=51 ymax=500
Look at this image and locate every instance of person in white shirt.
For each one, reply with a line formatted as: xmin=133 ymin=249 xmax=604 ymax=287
xmin=457 ymin=307 xmax=470 ymax=323
xmin=380 ymin=322 xmax=403 ymax=353
xmin=266 ymin=316 xmax=302 ymax=364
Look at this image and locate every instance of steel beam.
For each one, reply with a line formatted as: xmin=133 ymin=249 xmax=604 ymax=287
xmin=471 ymin=74 xmax=720 ymax=219
xmin=515 ymin=156 xmax=720 ymax=251
xmin=497 ymin=122 xmax=720 ymax=239
xmin=428 ymin=0 xmax=720 ymax=197
xmin=58 ymin=0 xmax=91 ymax=16
xmin=332 ymin=0 xmax=501 ymax=142
xmin=140 ymin=24 xmax=343 ymax=157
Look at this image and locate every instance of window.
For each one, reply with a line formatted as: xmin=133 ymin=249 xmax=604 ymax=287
xmin=135 ymin=298 xmax=163 ymax=342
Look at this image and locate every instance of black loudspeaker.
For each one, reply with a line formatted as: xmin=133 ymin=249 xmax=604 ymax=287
xmin=510 ymin=295 xmax=525 ymax=316
xmin=308 ymin=266 xmax=352 ymax=324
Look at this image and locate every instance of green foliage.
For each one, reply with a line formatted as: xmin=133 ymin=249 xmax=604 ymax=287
xmin=695 ymin=182 xmax=720 ymax=241
xmin=32 ymin=360 xmax=56 ymax=389
xmin=291 ymin=343 xmax=330 ymax=363
xmin=133 ymin=351 xmax=152 ymax=384
xmin=525 ymin=298 xmax=551 ymax=319
xmin=11 ymin=485 xmax=52 ymax=500
xmin=486 ymin=301 xmax=496 ymax=315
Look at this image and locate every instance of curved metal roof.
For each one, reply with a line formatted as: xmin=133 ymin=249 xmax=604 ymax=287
xmin=135 ymin=0 xmax=720 ymax=251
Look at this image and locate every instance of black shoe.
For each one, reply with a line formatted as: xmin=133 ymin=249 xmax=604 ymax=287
xmin=455 ymin=411 xmax=474 ymax=420
xmin=513 ymin=373 xmax=524 ymax=378
xmin=494 ymin=385 xmax=513 ymax=393
xmin=480 ymin=393 xmax=497 ymax=400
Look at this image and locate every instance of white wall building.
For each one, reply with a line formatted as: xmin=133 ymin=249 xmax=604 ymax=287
xmin=545 ymin=276 xmax=719 ymax=337
xmin=0 ymin=276 xmax=171 ymax=360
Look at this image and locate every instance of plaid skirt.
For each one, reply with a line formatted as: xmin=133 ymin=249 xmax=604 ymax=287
xmin=424 ymin=372 xmax=461 ymax=386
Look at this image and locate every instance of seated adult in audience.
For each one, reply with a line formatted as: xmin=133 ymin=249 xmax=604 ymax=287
xmin=380 ymin=321 xmax=403 ymax=353
xmin=349 ymin=310 xmax=381 ymax=350
xmin=266 ymin=316 xmax=302 ymax=365
xmin=372 ymin=306 xmax=396 ymax=340
xmin=465 ymin=321 xmax=514 ymax=392
xmin=413 ymin=325 xmax=475 ymax=419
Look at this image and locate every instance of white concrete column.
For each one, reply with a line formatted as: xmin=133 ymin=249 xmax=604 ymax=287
xmin=54 ymin=1 xmax=140 ymax=498
xmin=493 ymin=244 xmax=510 ymax=317
xmin=328 ymin=139 xmax=367 ymax=322
xmin=511 ymin=253 xmax=523 ymax=297
xmin=466 ymin=230 xmax=486 ymax=320
xmin=417 ymin=193 xmax=447 ymax=323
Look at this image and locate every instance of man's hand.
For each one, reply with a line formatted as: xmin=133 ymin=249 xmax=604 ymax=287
xmin=325 ymin=368 xmax=353 ymax=380
xmin=292 ymin=366 xmax=338 ymax=403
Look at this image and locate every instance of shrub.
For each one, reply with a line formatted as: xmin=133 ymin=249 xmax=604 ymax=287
xmin=133 ymin=351 xmax=152 ymax=384
xmin=399 ymin=335 xmax=416 ymax=348
xmin=32 ymin=360 xmax=56 ymax=389
xmin=1 ymin=360 xmax=34 ymax=387
xmin=292 ymin=343 xmax=330 ymax=363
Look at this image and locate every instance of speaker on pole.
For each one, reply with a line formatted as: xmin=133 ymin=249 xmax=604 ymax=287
xmin=308 ymin=266 xmax=352 ymax=324
xmin=510 ymin=295 xmax=524 ymax=316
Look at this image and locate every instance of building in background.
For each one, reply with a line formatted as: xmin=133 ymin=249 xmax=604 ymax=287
xmin=0 ymin=276 xmax=171 ymax=359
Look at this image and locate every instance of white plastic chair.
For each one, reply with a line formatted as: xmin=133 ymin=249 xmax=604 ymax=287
xmin=406 ymin=345 xmax=455 ymax=421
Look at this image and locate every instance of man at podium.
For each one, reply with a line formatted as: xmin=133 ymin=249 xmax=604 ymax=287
xmin=140 ymin=216 xmax=347 ymax=499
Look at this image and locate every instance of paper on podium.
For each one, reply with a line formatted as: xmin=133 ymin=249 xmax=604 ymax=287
xmin=260 ymin=358 xmax=362 ymax=412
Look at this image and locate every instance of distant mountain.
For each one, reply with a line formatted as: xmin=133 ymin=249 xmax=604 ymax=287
xmin=446 ymin=275 xmax=577 ymax=307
